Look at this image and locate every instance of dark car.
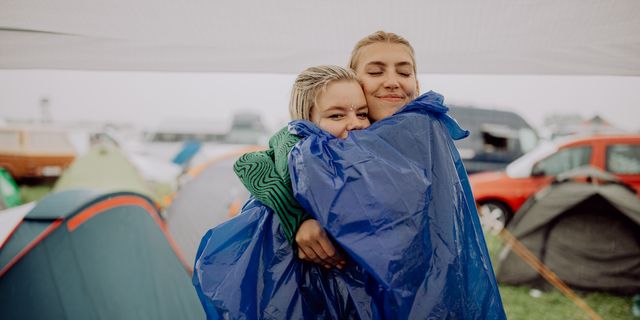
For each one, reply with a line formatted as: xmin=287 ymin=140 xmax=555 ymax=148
xmin=448 ymin=106 xmax=539 ymax=174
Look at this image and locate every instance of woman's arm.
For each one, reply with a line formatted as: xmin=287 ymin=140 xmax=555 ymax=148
xmin=234 ymin=127 xmax=344 ymax=268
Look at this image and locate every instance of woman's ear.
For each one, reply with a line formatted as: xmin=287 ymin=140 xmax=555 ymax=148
xmin=308 ymin=106 xmax=316 ymax=122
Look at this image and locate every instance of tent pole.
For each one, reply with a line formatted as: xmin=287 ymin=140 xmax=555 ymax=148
xmin=499 ymin=229 xmax=603 ymax=320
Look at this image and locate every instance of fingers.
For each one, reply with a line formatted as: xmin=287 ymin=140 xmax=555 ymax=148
xmin=298 ymin=245 xmax=323 ymax=266
xmin=316 ymin=236 xmax=345 ymax=269
xmin=295 ymin=219 xmax=346 ymax=269
xmin=297 ymin=239 xmax=332 ymax=268
xmin=298 ymin=249 xmax=307 ymax=260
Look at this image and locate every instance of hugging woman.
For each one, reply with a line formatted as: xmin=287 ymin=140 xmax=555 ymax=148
xmin=194 ymin=31 xmax=505 ymax=320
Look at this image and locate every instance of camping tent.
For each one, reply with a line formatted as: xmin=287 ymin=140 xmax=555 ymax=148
xmin=166 ymin=155 xmax=251 ymax=267
xmin=0 ymin=202 xmax=35 ymax=248
xmin=0 ymin=189 xmax=203 ymax=319
xmin=54 ymin=144 xmax=157 ymax=202
xmin=496 ymin=168 xmax=640 ymax=294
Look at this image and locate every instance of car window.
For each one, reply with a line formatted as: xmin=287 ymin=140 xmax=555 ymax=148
xmin=606 ymin=144 xmax=640 ymax=174
xmin=532 ymin=146 xmax=592 ymax=176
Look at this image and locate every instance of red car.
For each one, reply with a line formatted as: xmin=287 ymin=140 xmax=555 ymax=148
xmin=470 ymin=135 xmax=640 ymax=225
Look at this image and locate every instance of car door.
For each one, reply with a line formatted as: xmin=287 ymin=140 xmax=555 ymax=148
xmin=530 ymin=144 xmax=593 ymax=184
xmin=604 ymin=142 xmax=640 ymax=194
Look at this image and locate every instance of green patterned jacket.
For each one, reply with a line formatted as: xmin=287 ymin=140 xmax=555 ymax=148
xmin=233 ymin=127 xmax=310 ymax=245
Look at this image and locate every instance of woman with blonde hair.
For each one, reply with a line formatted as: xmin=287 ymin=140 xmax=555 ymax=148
xmin=286 ymin=33 xmax=504 ymax=319
xmin=195 ymin=31 xmax=505 ymax=319
xmin=194 ymin=65 xmax=373 ymax=319
xmin=294 ymin=31 xmax=423 ymax=265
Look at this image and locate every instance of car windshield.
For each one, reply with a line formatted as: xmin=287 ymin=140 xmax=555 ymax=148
xmin=505 ymin=141 xmax=558 ymax=178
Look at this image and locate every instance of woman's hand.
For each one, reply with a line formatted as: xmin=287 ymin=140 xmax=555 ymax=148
xmin=295 ymin=219 xmax=346 ymax=269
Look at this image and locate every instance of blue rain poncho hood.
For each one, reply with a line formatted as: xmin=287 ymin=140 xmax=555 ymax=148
xmin=193 ymin=91 xmax=505 ymax=319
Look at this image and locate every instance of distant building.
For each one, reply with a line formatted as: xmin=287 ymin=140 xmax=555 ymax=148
xmin=143 ymin=119 xmax=229 ymax=143
xmin=224 ymin=112 xmax=269 ymax=145
xmin=543 ymin=114 xmax=626 ymax=139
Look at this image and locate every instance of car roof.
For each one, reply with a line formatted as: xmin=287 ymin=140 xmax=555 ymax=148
xmin=505 ymin=134 xmax=640 ymax=178
xmin=558 ymin=134 xmax=640 ymax=147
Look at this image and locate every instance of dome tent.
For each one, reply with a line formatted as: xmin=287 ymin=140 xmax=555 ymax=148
xmin=496 ymin=167 xmax=640 ymax=295
xmin=166 ymin=147 xmax=260 ymax=267
xmin=53 ymin=144 xmax=158 ymax=203
xmin=0 ymin=189 xmax=203 ymax=319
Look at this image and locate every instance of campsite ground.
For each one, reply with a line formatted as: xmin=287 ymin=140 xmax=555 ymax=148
xmin=15 ymin=185 xmax=636 ymax=319
xmin=485 ymin=233 xmax=635 ymax=320
xmin=499 ymin=282 xmax=633 ymax=319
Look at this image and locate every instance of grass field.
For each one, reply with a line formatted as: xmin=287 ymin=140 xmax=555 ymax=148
xmin=500 ymin=285 xmax=633 ymax=319
xmin=486 ymin=233 xmax=636 ymax=320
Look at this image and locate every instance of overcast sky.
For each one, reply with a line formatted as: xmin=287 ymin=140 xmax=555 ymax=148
xmin=1 ymin=70 xmax=639 ymax=134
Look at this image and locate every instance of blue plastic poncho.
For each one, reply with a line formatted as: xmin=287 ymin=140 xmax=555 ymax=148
xmin=193 ymin=92 xmax=505 ymax=319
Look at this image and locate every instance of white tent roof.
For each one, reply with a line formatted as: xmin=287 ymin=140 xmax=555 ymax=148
xmin=1 ymin=1 xmax=639 ymax=75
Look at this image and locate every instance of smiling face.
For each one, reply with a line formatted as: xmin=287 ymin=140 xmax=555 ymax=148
xmin=353 ymin=42 xmax=419 ymax=121
xmin=310 ymin=80 xmax=370 ymax=139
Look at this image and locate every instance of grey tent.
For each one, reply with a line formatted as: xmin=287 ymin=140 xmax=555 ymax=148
xmin=496 ymin=167 xmax=640 ymax=295
xmin=166 ymin=154 xmax=252 ymax=267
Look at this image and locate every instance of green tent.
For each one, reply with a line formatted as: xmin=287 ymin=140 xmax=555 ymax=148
xmin=0 ymin=189 xmax=204 ymax=319
xmin=496 ymin=167 xmax=640 ymax=295
xmin=53 ymin=144 xmax=157 ymax=202
xmin=0 ymin=168 xmax=21 ymax=209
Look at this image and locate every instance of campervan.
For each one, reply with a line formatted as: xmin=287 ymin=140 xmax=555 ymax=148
xmin=0 ymin=126 xmax=76 ymax=179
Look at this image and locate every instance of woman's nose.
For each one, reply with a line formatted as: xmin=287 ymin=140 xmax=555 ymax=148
xmin=383 ymin=74 xmax=400 ymax=89
xmin=346 ymin=116 xmax=366 ymax=131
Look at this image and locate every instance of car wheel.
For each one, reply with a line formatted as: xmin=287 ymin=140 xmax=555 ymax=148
xmin=478 ymin=201 xmax=512 ymax=234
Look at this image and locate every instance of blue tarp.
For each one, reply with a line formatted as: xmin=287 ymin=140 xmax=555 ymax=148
xmin=194 ymin=92 xmax=505 ymax=319
xmin=173 ymin=139 xmax=202 ymax=166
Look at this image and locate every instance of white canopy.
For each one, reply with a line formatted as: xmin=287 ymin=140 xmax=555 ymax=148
xmin=1 ymin=0 xmax=639 ymax=75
